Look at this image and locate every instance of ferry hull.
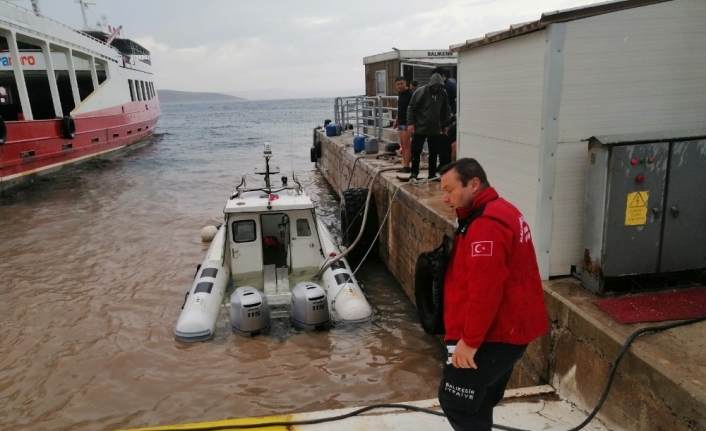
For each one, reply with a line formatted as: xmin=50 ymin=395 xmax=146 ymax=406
xmin=0 ymin=99 xmax=161 ymax=196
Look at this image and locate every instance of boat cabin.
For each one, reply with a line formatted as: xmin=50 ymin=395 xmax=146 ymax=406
xmin=224 ymin=169 xmax=325 ymax=292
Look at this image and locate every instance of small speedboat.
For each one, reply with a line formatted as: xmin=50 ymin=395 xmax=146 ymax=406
xmin=174 ymin=143 xmax=374 ymax=342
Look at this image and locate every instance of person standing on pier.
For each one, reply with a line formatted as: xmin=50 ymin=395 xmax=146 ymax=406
xmin=406 ymin=73 xmax=451 ymax=181
xmin=393 ymin=77 xmax=413 ymax=174
xmin=438 ymin=158 xmax=548 ymax=431
xmin=432 ymin=67 xmax=457 ymax=116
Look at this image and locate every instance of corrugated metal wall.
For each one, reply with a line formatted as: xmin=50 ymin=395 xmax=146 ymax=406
xmin=551 ymin=0 xmax=706 ymax=276
xmin=457 ymin=31 xmax=547 ymax=235
xmin=456 ymin=0 xmax=706 ymax=278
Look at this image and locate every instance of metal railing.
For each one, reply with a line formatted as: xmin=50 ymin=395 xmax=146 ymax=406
xmin=333 ymin=95 xmax=399 ymax=142
xmin=0 ymin=1 xmax=122 ymax=62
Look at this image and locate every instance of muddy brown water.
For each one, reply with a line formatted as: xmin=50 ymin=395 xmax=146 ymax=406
xmin=0 ymin=99 xmax=443 ymax=430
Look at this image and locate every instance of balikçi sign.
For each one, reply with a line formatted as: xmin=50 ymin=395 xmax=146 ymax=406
xmin=427 ymin=51 xmax=453 ymax=57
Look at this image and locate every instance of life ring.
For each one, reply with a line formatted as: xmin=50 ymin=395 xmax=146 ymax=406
xmin=340 ymin=188 xmax=379 ymax=266
xmin=414 ymin=241 xmax=448 ymax=335
xmin=61 ymin=116 xmax=76 ymax=139
xmin=0 ymin=116 xmax=6 ymax=145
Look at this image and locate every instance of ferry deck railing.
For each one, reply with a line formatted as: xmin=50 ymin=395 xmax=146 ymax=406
xmin=334 ymin=95 xmax=398 ymax=142
xmin=1 ymin=1 xmax=123 ymax=61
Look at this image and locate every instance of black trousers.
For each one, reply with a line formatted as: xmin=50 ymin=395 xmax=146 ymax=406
xmin=438 ymin=342 xmax=527 ymax=431
xmin=411 ymin=133 xmax=448 ymax=178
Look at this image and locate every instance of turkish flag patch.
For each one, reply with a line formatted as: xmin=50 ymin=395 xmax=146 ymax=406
xmin=471 ymin=241 xmax=493 ymax=257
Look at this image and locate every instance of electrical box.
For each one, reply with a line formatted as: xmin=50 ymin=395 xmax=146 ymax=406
xmin=581 ymin=132 xmax=706 ymax=294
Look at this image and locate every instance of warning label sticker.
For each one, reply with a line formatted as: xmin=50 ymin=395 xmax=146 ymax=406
xmin=625 ymin=191 xmax=649 ymax=226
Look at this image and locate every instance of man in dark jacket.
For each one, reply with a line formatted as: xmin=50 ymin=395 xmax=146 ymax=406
xmin=438 ymin=158 xmax=548 ymax=431
xmin=432 ymin=67 xmax=457 ymax=115
xmin=407 ymin=73 xmax=451 ymax=180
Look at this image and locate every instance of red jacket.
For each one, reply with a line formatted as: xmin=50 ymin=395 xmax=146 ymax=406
xmin=443 ymin=187 xmax=548 ymax=348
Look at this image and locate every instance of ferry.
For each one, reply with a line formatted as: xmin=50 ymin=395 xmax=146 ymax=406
xmin=0 ymin=0 xmax=160 ymax=196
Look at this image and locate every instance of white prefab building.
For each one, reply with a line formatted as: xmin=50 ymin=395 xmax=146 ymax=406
xmin=450 ymin=0 xmax=706 ymax=279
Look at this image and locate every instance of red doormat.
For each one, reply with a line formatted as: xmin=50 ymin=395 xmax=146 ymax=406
xmin=593 ymin=287 xmax=706 ymax=324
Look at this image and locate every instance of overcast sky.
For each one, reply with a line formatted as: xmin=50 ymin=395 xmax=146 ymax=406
xmin=33 ymin=0 xmax=603 ymax=100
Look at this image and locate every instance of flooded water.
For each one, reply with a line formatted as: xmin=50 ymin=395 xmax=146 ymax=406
xmin=0 ymin=99 xmax=444 ymax=431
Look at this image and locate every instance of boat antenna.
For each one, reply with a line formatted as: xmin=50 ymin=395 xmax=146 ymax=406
xmin=75 ymin=0 xmax=95 ymax=31
xmin=263 ymin=142 xmax=272 ymax=191
xmin=289 ymin=124 xmax=295 ymax=180
xmin=30 ymin=0 xmax=42 ymax=15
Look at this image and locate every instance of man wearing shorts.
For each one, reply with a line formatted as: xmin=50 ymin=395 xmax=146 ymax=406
xmin=393 ymin=76 xmax=413 ymax=173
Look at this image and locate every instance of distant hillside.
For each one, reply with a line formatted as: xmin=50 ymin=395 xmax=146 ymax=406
xmin=157 ymin=90 xmax=246 ymax=104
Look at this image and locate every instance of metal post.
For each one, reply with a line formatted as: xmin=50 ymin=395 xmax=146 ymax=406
xmin=2 ymin=30 xmax=33 ymax=120
xmin=64 ymin=48 xmax=81 ymax=110
xmin=88 ymin=56 xmax=99 ymax=92
xmin=376 ymin=96 xmax=383 ymax=139
xmin=39 ymin=40 xmax=62 ymax=117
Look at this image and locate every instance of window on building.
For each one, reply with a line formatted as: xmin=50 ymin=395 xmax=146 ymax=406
xmin=128 ymin=79 xmax=135 ymax=101
xmin=375 ymin=70 xmax=386 ymax=95
xmin=296 ymin=219 xmax=311 ymax=237
xmin=233 ymin=220 xmax=257 ymax=243
xmin=0 ymin=85 xmax=11 ymax=105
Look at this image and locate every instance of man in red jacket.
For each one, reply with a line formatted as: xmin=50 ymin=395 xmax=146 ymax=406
xmin=438 ymin=158 xmax=548 ymax=430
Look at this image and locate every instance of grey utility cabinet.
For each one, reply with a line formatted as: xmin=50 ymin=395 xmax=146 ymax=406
xmin=581 ymin=132 xmax=706 ymax=295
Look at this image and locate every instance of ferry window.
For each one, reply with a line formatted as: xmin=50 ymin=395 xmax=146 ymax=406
xmin=233 ymin=220 xmax=256 ymax=243
xmin=375 ymin=70 xmax=386 ymax=95
xmin=128 ymin=79 xmax=135 ymax=101
xmin=0 ymin=86 xmax=11 ymax=105
xmin=150 ymin=82 xmax=155 ymax=97
xmin=296 ymin=219 xmax=311 ymax=237
xmin=136 ymin=81 xmax=142 ymax=101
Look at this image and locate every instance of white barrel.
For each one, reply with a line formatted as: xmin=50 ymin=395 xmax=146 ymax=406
xmin=174 ymin=227 xmax=230 ymax=342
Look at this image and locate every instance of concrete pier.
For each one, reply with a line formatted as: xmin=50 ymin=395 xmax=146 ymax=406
xmin=313 ymin=129 xmax=706 ymax=431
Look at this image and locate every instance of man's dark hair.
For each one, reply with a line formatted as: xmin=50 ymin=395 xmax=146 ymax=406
xmin=432 ymin=67 xmax=447 ymax=77
xmin=440 ymin=158 xmax=490 ymax=187
xmin=395 ymin=76 xmax=407 ymax=83
xmin=411 ymin=80 xmax=419 ymax=86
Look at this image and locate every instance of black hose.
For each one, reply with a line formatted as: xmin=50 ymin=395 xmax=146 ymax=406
xmin=493 ymin=314 xmax=706 ymax=431
xmin=138 ymin=403 xmax=444 ymax=431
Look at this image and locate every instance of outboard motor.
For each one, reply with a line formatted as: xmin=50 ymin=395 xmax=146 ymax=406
xmin=230 ymin=286 xmax=270 ymax=336
xmin=291 ymin=282 xmax=330 ymax=330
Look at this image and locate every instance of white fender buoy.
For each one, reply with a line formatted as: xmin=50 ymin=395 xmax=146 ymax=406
xmin=200 ymin=225 xmax=218 ymax=242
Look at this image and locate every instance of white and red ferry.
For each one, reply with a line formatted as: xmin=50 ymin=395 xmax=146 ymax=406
xmin=0 ymin=0 xmax=160 ymax=195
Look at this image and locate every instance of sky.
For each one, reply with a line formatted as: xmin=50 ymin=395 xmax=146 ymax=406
xmin=32 ymin=0 xmax=605 ymax=100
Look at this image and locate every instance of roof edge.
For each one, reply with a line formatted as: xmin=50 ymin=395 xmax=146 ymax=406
xmin=450 ymin=0 xmax=671 ymax=53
